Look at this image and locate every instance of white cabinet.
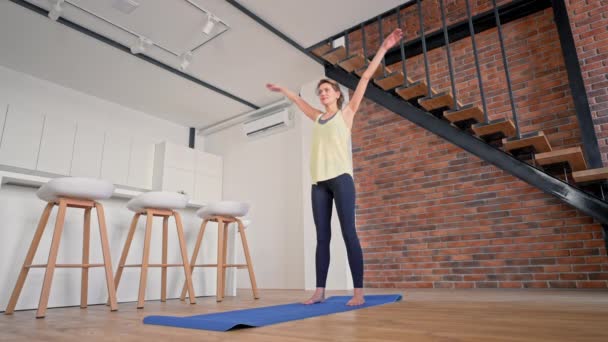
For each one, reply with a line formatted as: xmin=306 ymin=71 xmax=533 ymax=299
xmin=100 ymin=132 xmax=130 ymax=186
xmin=0 ymin=105 xmax=44 ymax=169
xmin=153 ymin=141 xmax=222 ymax=204
xmin=127 ymin=139 xmax=155 ymax=190
xmin=162 ymin=167 xmax=195 ymax=195
xmin=36 ymin=117 xmax=77 ymax=175
xmin=70 ymin=122 xmax=104 ymax=178
xmin=194 ymin=152 xmax=222 ymax=203
xmin=164 ymin=141 xmax=196 ymax=171
xmin=194 ymin=174 xmax=222 ymax=203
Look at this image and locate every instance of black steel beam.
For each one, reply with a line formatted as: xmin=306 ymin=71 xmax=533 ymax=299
xmin=381 ymin=0 xmax=552 ymax=65
xmin=551 ymin=0 xmax=603 ymax=169
xmin=326 ymin=65 xmax=608 ymax=225
xmin=8 ymin=0 xmax=259 ymax=110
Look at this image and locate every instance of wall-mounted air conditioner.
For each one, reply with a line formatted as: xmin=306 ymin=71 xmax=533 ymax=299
xmin=242 ymin=108 xmax=293 ymax=138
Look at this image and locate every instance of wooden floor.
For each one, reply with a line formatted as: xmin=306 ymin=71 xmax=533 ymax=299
xmin=2 ymin=288 xmax=608 ymax=341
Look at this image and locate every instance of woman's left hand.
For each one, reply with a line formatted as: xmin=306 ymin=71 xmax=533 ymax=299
xmin=381 ymin=28 xmax=403 ymax=51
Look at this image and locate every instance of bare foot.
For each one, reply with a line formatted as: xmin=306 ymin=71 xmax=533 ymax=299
xmin=346 ymin=288 xmax=365 ymax=306
xmin=303 ymin=288 xmax=325 ymax=305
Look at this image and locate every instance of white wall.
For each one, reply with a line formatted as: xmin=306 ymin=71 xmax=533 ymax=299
xmin=0 ymin=65 xmax=210 ymax=312
xmin=202 ymin=78 xmax=353 ymax=291
xmin=203 ymin=110 xmax=305 ymax=290
xmin=0 ymin=65 xmax=187 ymax=149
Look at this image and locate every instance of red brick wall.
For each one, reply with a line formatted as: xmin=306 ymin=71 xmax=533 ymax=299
xmin=348 ymin=1 xmax=608 ymax=289
xmin=567 ymin=0 xmax=608 ymax=165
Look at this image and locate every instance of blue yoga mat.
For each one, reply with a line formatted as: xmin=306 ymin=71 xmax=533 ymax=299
xmin=143 ymin=294 xmax=402 ymax=332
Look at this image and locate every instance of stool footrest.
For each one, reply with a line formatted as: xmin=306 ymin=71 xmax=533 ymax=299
xmin=26 ymin=263 xmax=105 ymax=268
xmin=192 ymin=263 xmax=248 ymax=269
xmin=121 ymin=263 xmax=184 ymax=268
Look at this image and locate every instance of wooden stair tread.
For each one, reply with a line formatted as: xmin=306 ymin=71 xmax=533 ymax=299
xmin=444 ymin=105 xmax=485 ymax=124
xmin=573 ymin=167 xmax=608 ymax=183
xmin=535 ymin=147 xmax=587 ymax=172
xmin=472 ymin=119 xmax=516 ymax=139
xmin=356 ymin=64 xmax=390 ymax=79
xmin=338 ymin=54 xmax=367 ymax=72
xmin=419 ymin=92 xmax=457 ymax=111
xmin=311 ymin=44 xmax=332 ymax=57
xmin=502 ymin=131 xmax=552 ymax=154
xmin=321 ymin=46 xmax=347 ymax=64
xmin=375 ymin=72 xmax=407 ymax=90
xmin=396 ymin=81 xmax=432 ymax=101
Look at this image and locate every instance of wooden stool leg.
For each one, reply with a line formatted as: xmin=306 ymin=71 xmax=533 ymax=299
xmin=137 ymin=211 xmax=154 ymax=309
xmin=216 ymin=218 xmax=225 ymax=302
xmin=180 ymin=219 xmax=208 ymax=301
xmin=5 ymin=203 xmax=54 ymax=315
xmin=110 ymin=213 xmax=139 ymax=305
xmin=174 ymin=212 xmax=196 ymax=304
xmin=81 ymin=208 xmax=91 ymax=309
xmin=220 ymin=221 xmax=229 ymax=300
xmin=37 ymin=199 xmax=68 ymax=318
xmin=95 ymin=203 xmax=118 ymax=311
xmin=161 ymin=217 xmax=168 ymax=302
xmin=237 ymin=219 xmax=259 ymax=299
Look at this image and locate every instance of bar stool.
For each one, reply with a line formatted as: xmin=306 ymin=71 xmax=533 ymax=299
xmin=180 ymin=201 xmax=259 ymax=302
xmin=113 ymin=191 xmax=196 ymax=308
xmin=5 ymin=177 xmax=118 ymax=318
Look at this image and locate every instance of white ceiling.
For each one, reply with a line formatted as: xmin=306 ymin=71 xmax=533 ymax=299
xmin=0 ymin=0 xmax=405 ymax=128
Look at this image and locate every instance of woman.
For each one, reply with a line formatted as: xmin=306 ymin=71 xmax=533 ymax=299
xmin=266 ymin=28 xmax=403 ymax=306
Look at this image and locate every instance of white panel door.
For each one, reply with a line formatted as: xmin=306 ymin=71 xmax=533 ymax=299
xmin=163 ymin=141 xmax=196 ymax=171
xmin=70 ymin=122 xmax=104 ymax=178
xmin=100 ymin=132 xmax=131 ymax=186
xmin=0 ymin=105 xmax=44 ymax=169
xmin=195 ymin=151 xmax=223 ymax=177
xmin=194 ymin=174 xmax=222 ymax=203
xmin=162 ymin=167 xmax=195 ymax=197
xmin=0 ymin=102 xmax=7 ymax=144
xmin=128 ymin=139 xmax=155 ymax=189
xmin=36 ymin=117 xmax=77 ymax=175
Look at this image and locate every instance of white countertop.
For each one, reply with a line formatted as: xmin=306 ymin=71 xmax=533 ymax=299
xmin=0 ymin=170 xmax=206 ymax=208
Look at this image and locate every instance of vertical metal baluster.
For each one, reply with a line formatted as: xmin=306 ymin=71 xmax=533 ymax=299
xmin=362 ymin=23 xmax=368 ymax=67
xmin=344 ymin=30 xmax=350 ymax=57
xmin=493 ymin=0 xmax=521 ymax=137
xmin=440 ymin=0 xmax=458 ymax=110
xmin=378 ymin=15 xmax=387 ymax=77
xmin=396 ymin=6 xmax=408 ymax=87
xmin=465 ymin=0 xmax=489 ymax=122
xmin=417 ymin=0 xmax=432 ymax=98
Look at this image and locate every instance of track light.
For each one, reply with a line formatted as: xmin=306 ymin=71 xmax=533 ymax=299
xmin=130 ymin=36 xmax=152 ymax=54
xmin=179 ymin=51 xmax=193 ymax=71
xmin=48 ymin=0 xmax=64 ymax=21
xmin=202 ymin=13 xmax=218 ymax=35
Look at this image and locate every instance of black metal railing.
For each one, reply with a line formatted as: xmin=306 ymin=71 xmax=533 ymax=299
xmin=306 ymin=0 xmax=608 ymax=223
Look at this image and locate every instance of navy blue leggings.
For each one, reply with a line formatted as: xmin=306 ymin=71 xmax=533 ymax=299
xmin=311 ymin=173 xmax=364 ymax=288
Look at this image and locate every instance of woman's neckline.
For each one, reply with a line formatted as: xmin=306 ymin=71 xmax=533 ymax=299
xmin=319 ymin=109 xmax=340 ymax=124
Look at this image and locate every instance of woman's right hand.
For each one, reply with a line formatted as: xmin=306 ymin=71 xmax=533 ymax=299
xmin=266 ymin=83 xmax=283 ymax=93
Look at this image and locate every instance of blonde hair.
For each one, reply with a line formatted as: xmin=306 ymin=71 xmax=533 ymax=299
xmin=317 ymin=78 xmax=344 ymax=109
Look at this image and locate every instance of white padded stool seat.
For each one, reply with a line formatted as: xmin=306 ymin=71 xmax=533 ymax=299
xmin=36 ymin=177 xmax=114 ymax=202
xmin=196 ymin=201 xmax=250 ymax=219
xmin=127 ymin=191 xmax=188 ymax=212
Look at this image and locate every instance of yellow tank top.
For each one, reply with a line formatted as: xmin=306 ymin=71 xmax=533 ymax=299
xmin=310 ymin=110 xmax=353 ymax=184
